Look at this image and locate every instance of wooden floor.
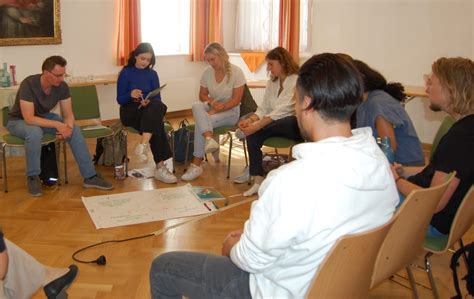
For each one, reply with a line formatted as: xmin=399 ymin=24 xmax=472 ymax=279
xmin=0 ymin=118 xmax=472 ymax=299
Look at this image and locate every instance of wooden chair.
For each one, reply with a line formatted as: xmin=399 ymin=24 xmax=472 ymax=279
xmin=370 ymin=172 xmax=456 ymax=298
xmin=422 ymin=185 xmax=474 ymax=299
xmin=1 ymin=106 xmax=58 ymax=192
xmin=307 ymin=218 xmax=395 ymax=299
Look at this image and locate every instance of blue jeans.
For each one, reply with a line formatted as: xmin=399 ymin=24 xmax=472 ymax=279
xmin=149 ymin=251 xmax=251 ymax=299
xmin=6 ymin=113 xmax=96 ymax=178
xmin=191 ymin=102 xmax=240 ymax=158
xmin=397 ymin=193 xmax=446 ymax=238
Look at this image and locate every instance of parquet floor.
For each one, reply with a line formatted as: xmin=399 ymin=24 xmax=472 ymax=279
xmin=0 ymin=117 xmax=472 ymax=298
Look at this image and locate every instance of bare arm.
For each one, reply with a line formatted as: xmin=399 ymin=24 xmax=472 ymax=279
xmin=58 ymin=98 xmax=75 ymax=128
xmin=0 ymin=250 xmax=7 ymax=280
xmin=375 ymin=115 xmax=398 ymax=151
xmin=20 ymin=99 xmax=72 ymax=138
xmin=221 ymin=85 xmax=244 ymax=111
xmin=199 ymin=86 xmax=214 ymax=104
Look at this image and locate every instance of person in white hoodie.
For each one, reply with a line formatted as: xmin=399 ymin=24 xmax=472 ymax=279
xmin=149 ymin=53 xmax=399 ymax=299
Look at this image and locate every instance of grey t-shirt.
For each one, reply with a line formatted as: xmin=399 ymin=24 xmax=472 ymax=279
xmin=8 ymin=74 xmax=70 ymax=120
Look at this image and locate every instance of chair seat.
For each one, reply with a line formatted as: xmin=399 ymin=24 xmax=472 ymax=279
xmin=2 ymin=133 xmax=56 ymax=145
xmin=125 ymin=123 xmax=173 ymax=135
xmin=213 ymin=126 xmax=236 ymax=135
xmin=424 ymin=235 xmax=449 ymax=253
xmin=263 ymin=137 xmax=298 ymax=148
xmin=80 ymin=127 xmax=114 ymax=139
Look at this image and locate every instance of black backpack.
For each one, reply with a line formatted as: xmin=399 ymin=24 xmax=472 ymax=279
xmin=450 ymin=242 xmax=474 ymax=298
xmin=40 ymin=142 xmax=59 ymax=186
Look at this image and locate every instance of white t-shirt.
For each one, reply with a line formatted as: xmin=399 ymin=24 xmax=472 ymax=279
xmin=230 ymin=127 xmax=399 ymax=298
xmin=200 ymin=64 xmax=246 ymax=103
xmin=255 ymin=74 xmax=298 ymax=121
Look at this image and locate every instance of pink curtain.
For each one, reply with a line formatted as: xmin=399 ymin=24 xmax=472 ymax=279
xmin=190 ymin=0 xmax=223 ymax=62
xmin=278 ymin=0 xmax=300 ymax=62
xmin=116 ymin=0 xmax=142 ymax=66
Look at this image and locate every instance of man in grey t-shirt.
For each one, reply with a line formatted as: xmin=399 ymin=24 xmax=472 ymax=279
xmin=6 ymin=55 xmax=113 ymax=196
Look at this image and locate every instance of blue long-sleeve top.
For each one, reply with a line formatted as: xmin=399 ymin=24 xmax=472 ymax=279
xmin=116 ymin=66 xmax=161 ymax=105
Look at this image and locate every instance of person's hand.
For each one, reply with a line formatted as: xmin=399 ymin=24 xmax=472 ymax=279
xmin=221 ymin=229 xmax=243 ymax=257
xmin=240 ymin=122 xmax=261 ymax=136
xmin=131 ymin=89 xmax=143 ymax=101
xmin=56 ymin=123 xmax=72 ymax=139
xmin=141 ymin=99 xmax=151 ymax=107
xmin=390 ymin=163 xmax=403 ymax=180
xmin=238 ymin=118 xmax=252 ymax=129
xmin=212 ymin=101 xmax=225 ymax=111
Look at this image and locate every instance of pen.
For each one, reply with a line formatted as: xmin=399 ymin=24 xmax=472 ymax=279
xmin=203 ymin=202 xmax=212 ymax=211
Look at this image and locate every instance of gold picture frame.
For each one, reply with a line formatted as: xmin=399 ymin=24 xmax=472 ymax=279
xmin=0 ymin=0 xmax=61 ymax=46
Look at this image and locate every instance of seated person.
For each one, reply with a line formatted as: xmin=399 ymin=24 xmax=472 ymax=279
xmin=392 ymin=57 xmax=474 ymax=237
xmin=353 ymin=59 xmax=424 ymax=166
xmin=117 ymin=42 xmax=177 ymax=184
xmin=1 ymin=226 xmax=77 ymax=299
xmin=149 ymin=53 xmax=398 ymax=298
xmin=181 ymin=42 xmax=245 ymax=181
xmin=6 ymin=56 xmax=113 ymax=197
xmin=233 ymin=47 xmax=303 ymax=197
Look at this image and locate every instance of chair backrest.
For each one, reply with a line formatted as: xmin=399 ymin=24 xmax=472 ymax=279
xmin=69 ymin=85 xmax=101 ymax=120
xmin=239 ymin=84 xmax=258 ymax=118
xmin=430 ymin=115 xmax=455 ymax=161
xmin=445 ymin=186 xmax=474 ymax=250
xmin=307 ymin=218 xmax=394 ymax=299
xmin=370 ymin=172 xmax=456 ymax=288
xmin=2 ymin=106 xmax=9 ymax=127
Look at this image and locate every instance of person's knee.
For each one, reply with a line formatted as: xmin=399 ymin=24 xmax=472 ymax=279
xmin=24 ymin=126 xmax=43 ymax=143
xmin=150 ymin=252 xmax=177 ymax=275
xmin=191 ymin=101 xmax=206 ymax=114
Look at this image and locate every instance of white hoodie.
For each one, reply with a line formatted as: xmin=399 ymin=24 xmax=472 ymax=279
xmin=230 ymin=127 xmax=399 ymax=298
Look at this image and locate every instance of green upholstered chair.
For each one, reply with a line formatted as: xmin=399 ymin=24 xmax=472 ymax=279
xmin=122 ymin=122 xmax=174 ymax=175
xmin=429 ymin=115 xmax=455 ymax=161
xmin=70 ymin=85 xmax=115 ymax=177
xmin=263 ymin=136 xmax=300 ymax=165
xmin=183 ymin=124 xmax=247 ymax=179
xmin=1 ymin=106 xmax=58 ymax=192
xmin=422 ymin=186 xmax=474 ymax=299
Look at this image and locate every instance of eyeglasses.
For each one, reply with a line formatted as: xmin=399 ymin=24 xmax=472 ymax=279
xmin=47 ymin=70 xmax=66 ymax=78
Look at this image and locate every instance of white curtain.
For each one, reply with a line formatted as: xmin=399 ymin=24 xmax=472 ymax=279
xmin=235 ymin=0 xmax=279 ymax=51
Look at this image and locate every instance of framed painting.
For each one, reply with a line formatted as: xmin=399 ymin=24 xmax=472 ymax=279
xmin=0 ymin=0 xmax=61 ymax=46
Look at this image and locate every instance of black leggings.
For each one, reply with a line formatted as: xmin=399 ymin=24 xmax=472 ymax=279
xmin=246 ymin=116 xmax=303 ymax=176
xmin=120 ymin=100 xmax=172 ymax=163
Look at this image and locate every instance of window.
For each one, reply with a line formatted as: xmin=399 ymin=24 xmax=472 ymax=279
xmin=235 ymin=0 xmax=311 ymax=52
xmin=141 ymin=0 xmax=190 ymax=55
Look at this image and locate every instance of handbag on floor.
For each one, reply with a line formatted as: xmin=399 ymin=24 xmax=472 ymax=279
xmin=173 ymin=119 xmax=194 ymax=163
xmin=40 ymin=142 xmax=58 ymax=186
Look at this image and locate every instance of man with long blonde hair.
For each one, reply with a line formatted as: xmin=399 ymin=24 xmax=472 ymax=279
xmin=392 ymin=57 xmax=474 ymax=237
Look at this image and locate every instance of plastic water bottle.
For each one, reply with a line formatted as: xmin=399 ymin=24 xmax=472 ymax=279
xmin=380 ymin=136 xmax=395 ymax=164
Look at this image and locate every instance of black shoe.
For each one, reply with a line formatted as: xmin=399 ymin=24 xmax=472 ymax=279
xmin=43 ymin=264 xmax=78 ymax=299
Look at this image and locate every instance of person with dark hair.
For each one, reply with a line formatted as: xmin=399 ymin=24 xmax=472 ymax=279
xmin=393 ymin=57 xmax=474 ymax=237
xmin=181 ymin=42 xmax=246 ymax=181
xmin=6 ymin=55 xmax=113 ymax=196
xmin=0 ymin=226 xmax=78 ymax=299
xmin=353 ymin=59 xmax=424 ymax=166
xmin=149 ymin=53 xmax=398 ymax=298
xmin=233 ymin=47 xmax=303 ymax=196
xmin=116 ymin=42 xmax=177 ymax=184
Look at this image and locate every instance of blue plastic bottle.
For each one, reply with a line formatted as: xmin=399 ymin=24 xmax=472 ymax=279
xmin=380 ymin=136 xmax=395 ymax=164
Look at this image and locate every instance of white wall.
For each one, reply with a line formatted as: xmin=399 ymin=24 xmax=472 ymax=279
xmin=1 ymin=0 xmax=473 ymax=142
xmin=312 ymin=0 xmax=473 ymax=143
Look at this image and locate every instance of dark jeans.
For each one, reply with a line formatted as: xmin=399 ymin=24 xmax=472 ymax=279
xmin=150 ymin=251 xmax=251 ymax=299
xmin=246 ymin=116 xmax=303 ymax=176
xmin=120 ymin=100 xmax=172 ymax=163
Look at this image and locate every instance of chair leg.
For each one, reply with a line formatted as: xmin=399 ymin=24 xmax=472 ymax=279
xmin=170 ymin=131 xmax=175 ymax=173
xmin=63 ymin=141 xmax=68 ymax=184
xmin=184 ymin=130 xmax=191 ymax=171
xmin=226 ymin=132 xmax=233 ymax=179
xmin=459 ymin=239 xmax=469 ymax=269
xmin=406 ymin=266 xmax=420 ymax=299
xmin=2 ymin=144 xmax=7 ymax=193
xmin=111 ymin=136 xmax=116 ymax=178
xmin=424 ymin=252 xmax=440 ymax=299
xmin=123 ymin=129 xmax=129 ymax=176
xmin=55 ymin=141 xmax=61 ymax=186
xmin=243 ymin=139 xmax=248 ymax=166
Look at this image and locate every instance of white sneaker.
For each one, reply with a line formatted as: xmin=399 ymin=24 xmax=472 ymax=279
xmin=234 ymin=128 xmax=246 ymax=140
xmin=233 ymin=168 xmax=250 ymax=184
xmin=154 ymin=165 xmax=178 ymax=184
xmin=134 ymin=143 xmax=149 ymax=163
xmin=243 ymin=183 xmax=260 ymax=197
xmin=181 ymin=163 xmax=203 ymax=181
xmin=204 ymin=138 xmax=219 ymax=154
xmin=211 ymin=148 xmax=220 ymax=162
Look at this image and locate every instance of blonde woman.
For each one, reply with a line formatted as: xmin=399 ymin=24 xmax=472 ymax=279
xmin=182 ymin=43 xmax=246 ymax=181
